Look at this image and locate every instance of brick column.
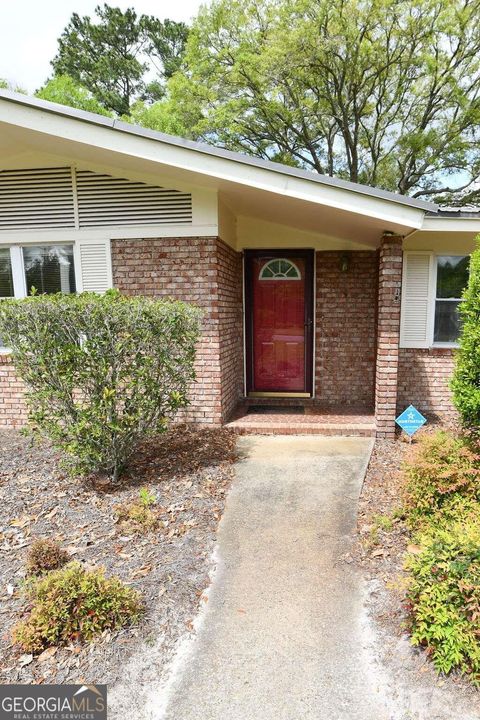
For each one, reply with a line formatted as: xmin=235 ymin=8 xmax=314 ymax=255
xmin=375 ymin=234 xmax=403 ymax=438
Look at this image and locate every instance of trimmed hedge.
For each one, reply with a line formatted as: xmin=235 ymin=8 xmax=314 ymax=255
xmin=0 ymin=290 xmax=201 ymax=480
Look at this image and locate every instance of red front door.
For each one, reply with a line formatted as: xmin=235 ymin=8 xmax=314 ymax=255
xmin=246 ymin=251 xmax=314 ymax=394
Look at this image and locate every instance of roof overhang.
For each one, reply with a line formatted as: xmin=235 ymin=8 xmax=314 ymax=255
xmin=0 ymin=90 xmax=439 ymax=246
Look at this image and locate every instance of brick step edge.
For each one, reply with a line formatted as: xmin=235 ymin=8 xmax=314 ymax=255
xmin=225 ymin=422 xmax=376 ymax=437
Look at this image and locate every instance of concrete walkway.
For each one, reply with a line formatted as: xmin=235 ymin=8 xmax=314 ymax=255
xmin=159 ymin=436 xmax=393 ymax=720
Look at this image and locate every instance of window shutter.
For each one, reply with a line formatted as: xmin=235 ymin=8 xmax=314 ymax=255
xmin=400 ymin=252 xmax=433 ymax=348
xmin=76 ymin=238 xmax=112 ymax=293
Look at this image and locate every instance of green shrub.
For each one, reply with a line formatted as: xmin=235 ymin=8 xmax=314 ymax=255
xmin=405 ymin=519 xmax=480 ymax=683
xmin=26 ymin=538 xmax=69 ymax=575
xmin=403 ymin=431 xmax=480 ymax=525
xmin=0 ymin=290 xmax=201 ymax=480
xmin=13 ymin=562 xmax=142 ymax=652
xmin=451 ymin=239 xmax=480 ymax=431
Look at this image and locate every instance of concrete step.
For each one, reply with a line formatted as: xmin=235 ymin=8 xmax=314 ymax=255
xmin=225 ymin=416 xmax=376 ymax=437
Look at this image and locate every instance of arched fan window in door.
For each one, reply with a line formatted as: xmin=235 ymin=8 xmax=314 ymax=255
xmin=259 ymin=258 xmax=301 ymax=280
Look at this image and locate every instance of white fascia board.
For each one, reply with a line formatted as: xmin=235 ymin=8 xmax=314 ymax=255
xmin=420 ymin=216 xmax=480 ymax=232
xmin=0 ymin=225 xmax=219 ymax=244
xmin=0 ymin=102 xmax=426 ymax=231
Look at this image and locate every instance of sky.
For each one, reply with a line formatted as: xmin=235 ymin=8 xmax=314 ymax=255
xmin=0 ymin=0 xmax=204 ymax=94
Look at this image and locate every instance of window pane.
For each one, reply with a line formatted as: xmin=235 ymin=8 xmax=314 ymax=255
xmin=434 ymin=300 xmax=462 ymax=343
xmin=23 ymin=245 xmax=76 ymax=296
xmin=0 ymin=248 xmax=13 ymax=297
xmin=436 ymin=256 xmax=469 ymax=298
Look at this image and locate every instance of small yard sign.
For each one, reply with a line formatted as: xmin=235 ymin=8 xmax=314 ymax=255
xmin=395 ymin=405 xmax=427 ymax=437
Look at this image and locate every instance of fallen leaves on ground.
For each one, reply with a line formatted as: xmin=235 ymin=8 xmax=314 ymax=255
xmin=0 ymin=424 xmax=236 ymax=686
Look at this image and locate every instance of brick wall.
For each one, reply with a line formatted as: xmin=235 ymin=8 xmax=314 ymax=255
xmin=315 ymin=251 xmax=377 ymax=408
xmin=216 ymin=239 xmax=244 ymax=421
xmin=0 ymin=236 xmax=243 ymax=429
xmin=0 ymin=354 xmax=27 ymax=427
xmin=111 ymin=236 xmax=243 ymax=425
xmin=397 ymin=348 xmax=457 ymax=422
xmin=374 ymin=235 xmax=403 ymax=438
xmin=0 ymin=236 xmax=459 ymax=431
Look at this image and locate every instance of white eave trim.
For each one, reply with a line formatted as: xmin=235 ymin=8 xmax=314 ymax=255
xmin=0 ymin=97 xmax=429 ymax=231
xmin=0 ymin=224 xmax=219 ymax=243
xmin=420 ymin=216 xmax=480 ymax=232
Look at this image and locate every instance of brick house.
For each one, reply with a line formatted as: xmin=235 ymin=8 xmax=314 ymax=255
xmin=0 ymin=91 xmax=478 ymax=438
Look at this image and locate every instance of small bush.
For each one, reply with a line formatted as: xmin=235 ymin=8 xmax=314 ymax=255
xmin=451 ymin=239 xmax=480 ymax=431
xmin=403 ymin=431 xmax=480 ymax=525
xmin=0 ymin=290 xmax=201 ymax=480
xmin=13 ymin=562 xmax=142 ymax=652
xmin=26 ymin=538 xmax=69 ymax=575
xmin=138 ymin=487 xmax=156 ymax=507
xmin=405 ymin=519 xmax=480 ymax=683
xmin=115 ymin=488 xmax=159 ymax=533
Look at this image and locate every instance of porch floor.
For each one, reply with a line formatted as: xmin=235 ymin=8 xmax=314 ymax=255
xmin=225 ymin=404 xmax=376 ymax=437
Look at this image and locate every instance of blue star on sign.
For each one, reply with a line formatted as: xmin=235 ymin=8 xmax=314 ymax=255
xmin=395 ymin=405 xmax=427 ymax=436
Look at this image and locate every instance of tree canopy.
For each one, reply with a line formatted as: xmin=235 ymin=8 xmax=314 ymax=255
xmin=0 ymin=78 xmax=27 ymax=94
xmin=36 ymin=75 xmax=113 ymax=116
xmin=169 ymin=0 xmax=480 ymax=203
xmin=51 ymin=4 xmax=188 ymax=116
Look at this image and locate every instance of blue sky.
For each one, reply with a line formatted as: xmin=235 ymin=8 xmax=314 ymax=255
xmin=0 ymin=0 xmax=203 ymax=93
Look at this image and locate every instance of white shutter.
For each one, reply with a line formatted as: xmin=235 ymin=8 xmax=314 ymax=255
xmin=76 ymin=238 xmax=112 ymax=293
xmin=0 ymin=167 xmax=75 ymax=230
xmin=400 ymin=252 xmax=434 ymax=348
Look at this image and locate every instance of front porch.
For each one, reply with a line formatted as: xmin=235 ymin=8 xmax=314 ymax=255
xmin=225 ymin=403 xmax=376 ymax=436
xmin=221 ymin=235 xmax=404 ymax=438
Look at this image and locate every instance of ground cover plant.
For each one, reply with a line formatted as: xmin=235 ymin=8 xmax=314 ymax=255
xmin=114 ymin=488 xmax=161 ymax=533
xmin=405 ymin=516 xmax=480 ymax=681
xmin=13 ymin=562 xmax=143 ymax=653
xmin=0 ymin=290 xmax=201 ymax=481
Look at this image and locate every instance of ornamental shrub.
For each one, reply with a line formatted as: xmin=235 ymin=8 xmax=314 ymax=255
xmin=451 ymin=238 xmax=480 ymax=431
xmin=26 ymin=538 xmax=69 ymax=575
xmin=405 ymin=518 xmax=480 ymax=683
xmin=13 ymin=562 xmax=142 ymax=652
xmin=0 ymin=291 xmax=201 ymax=480
xmin=402 ymin=430 xmax=480 ymax=526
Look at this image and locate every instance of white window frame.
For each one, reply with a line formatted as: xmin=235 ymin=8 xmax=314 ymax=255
xmin=431 ymin=254 xmax=469 ymax=348
xmin=0 ymin=241 xmax=79 ymax=352
xmin=401 ymin=250 xmax=469 ymax=349
xmin=0 ymin=242 xmax=79 ymax=299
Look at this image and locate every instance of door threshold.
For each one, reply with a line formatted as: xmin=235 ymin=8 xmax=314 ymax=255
xmin=248 ymin=392 xmax=311 ymax=398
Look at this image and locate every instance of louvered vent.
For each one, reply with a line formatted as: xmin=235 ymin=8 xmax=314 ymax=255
xmin=400 ymin=253 xmax=432 ymax=347
xmin=0 ymin=167 xmax=75 ymax=230
xmin=76 ymin=171 xmax=192 ymax=227
xmin=79 ymin=241 xmax=111 ymax=292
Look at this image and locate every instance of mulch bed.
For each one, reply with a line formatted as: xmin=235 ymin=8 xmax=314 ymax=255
xmin=0 ymin=424 xmax=236 ymax=686
xmin=356 ymin=436 xmax=409 ymax=575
